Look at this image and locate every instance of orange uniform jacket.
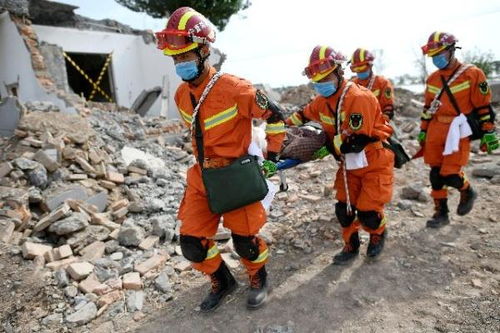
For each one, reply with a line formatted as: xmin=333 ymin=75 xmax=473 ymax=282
xmin=175 ymin=67 xmax=286 ymax=158
xmin=175 ymin=67 xmax=285 ymax=275
xmin=353 ymin=75 xmax=395 ymax=120
xmin=286 ymin=80 xmax=394 ymax=214
xmin=420 ymin=61 xmax=494 ymax=173
xmin=287 ymin=81 xmax=392 ymax=144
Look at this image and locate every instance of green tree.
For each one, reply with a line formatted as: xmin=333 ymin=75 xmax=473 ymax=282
xmin=463 ymin=47 xmax=495 ymax=78
xmin=114 ymin=0 xmax=251 ymax=31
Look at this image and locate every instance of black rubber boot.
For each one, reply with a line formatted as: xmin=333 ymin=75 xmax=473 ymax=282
xmin=247 ymin=266 xmax=269 ymax=309
xmin=333 ymin=232 xmax=360 ymax=265
xmin=200 ymin=261 xmax=237 ymax=312
xmin=457 ymin=186 xmax=477 ymax=216
xmin=426 ymin=198 xmax=450 ymax=228
xmin=367 ymin=230 xmax=386 ymax=257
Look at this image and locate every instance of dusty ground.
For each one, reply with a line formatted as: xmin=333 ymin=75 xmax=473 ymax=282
xmin=129 ymin=154 xmax=500 ymax=333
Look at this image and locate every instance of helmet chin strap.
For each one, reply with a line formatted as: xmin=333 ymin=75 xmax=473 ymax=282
xmin=183 ymin=47 xmax=210 ymax=83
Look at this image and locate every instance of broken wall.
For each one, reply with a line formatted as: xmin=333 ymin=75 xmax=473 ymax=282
xmin=0 ymin=12 xmax=68 ymax=111
xmin=33 ymin=24 xmax=182 ymax=118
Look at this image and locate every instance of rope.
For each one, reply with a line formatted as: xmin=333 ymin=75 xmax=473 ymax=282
xmin=336 ymin=81 xmax=354 ymax=214
xmin=190 ymin=72 xmax=222 ymax=133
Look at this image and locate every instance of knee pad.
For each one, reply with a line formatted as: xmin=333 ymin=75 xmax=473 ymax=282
xmin=179 ymin=235 xmax=207 ymax=263
xmin=430 ymin=167 xmax=445 ymax=190
xmin=232 ymin=234 xmax=259 ymax=261
xmin=443 ymin=174 xmax=464 ymax=189
xmin=335 ymin=202 xmax=356 ymax=227
xmin=358 ymin=210 xmax=382 ymax=230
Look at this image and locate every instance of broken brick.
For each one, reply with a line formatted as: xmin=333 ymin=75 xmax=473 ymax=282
xmin=22 ymin=242 xmax=52 ymax=259
xmin=122 ymin=272 xmax=142 ymax=290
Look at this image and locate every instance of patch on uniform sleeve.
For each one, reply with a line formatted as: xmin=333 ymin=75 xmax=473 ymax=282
xmin=255 ymin=89 xmax=269 ymax=109
xmin=479 ymin=81 xmax=490 ymax=95
xmin=349 ymin=113 xmax=363 ymax=131
xmin=384 ymin=88 xmax=392 ymax=99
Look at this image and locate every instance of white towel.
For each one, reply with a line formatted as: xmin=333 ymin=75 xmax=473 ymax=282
xmin=247 ymin=141 xmax=276 ymax=211
xmin=345 ymin=150 xmax=368 ymax=170
xmin=443 ymin=114 xmax=472 ymax=155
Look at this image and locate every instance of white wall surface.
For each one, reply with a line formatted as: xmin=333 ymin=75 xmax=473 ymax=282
xmin=33 ymin=24 xmax=183 ymax=118
xmin=0 ymin=13 xmax=67 ymax=111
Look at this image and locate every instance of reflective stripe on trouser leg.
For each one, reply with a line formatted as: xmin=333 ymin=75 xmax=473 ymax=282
xmin=191 ymin=240 xmax=223 ymax=275
xmin=361 ymin=215 xmax=387 ymax=235
xmin=241 ymin=236 xmax=268 ymax=276
xmin=459 ymin=171 xmax=470 ymax=191
xmin=342 ymin=219 xmax=360 ymax=244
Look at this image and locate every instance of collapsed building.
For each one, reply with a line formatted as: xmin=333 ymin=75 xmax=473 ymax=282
xmin=0 ymin=0 xmax=224 ymax=137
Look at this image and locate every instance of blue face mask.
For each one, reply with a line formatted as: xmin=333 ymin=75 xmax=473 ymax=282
xmin=356 ymin=70 xmax=370 ymax=80
xmin=175 ymin=60 xmax=199 ymax=80
xmin=313 ymin=80 xmax=337 ymax=97
xmin=432 ymin=53 xmax=449 ymax=69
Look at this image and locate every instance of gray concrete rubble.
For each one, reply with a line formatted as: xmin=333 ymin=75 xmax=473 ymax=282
xmin=0 ymin=97 xmax=23 ymax=137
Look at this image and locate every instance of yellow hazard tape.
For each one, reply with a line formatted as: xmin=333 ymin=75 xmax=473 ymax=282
xmin=63 ymin=52 xmax=113 ymax=103
xmin=89 ymin=52 xmax=113 ymax=101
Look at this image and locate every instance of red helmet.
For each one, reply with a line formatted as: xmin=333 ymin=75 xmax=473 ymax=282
xmin=155 ymin=7 xmax=216 ymax=56
xmin=303 ymin=45 xmax=346 ymax=82
xmin=421 ymin=31 xmax=457 ymax=57
xmin=350 ymin=48 xmax=374 ymax=73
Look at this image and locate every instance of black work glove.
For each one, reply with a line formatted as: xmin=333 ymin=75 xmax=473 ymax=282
xmin=266 ymin=151 xmax=279 ymax=163
xmin=340 ymin=134 xmax=376 ymax=154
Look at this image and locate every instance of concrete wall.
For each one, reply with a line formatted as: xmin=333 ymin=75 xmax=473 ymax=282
xmin=32 ymin=24 xmax=184 ymax=118
xmin=0 ymin=13 xmax=67 ymax=111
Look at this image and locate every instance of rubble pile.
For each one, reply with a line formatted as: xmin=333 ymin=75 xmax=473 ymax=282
xmin=0 ymin=104 xmax=241 ymax=328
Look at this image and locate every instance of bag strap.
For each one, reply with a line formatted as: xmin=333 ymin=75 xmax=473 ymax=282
xmin=428 ymin=64 xmax=471 ymax=114
xmin=189 ymin=72 xmax=223 ymax=167
xmin=440 ymin=75 xmax=462 ymax=116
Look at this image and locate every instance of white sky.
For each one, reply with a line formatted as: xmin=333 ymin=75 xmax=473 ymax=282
xmin=53 ymin=0 xmax=500 ymax=88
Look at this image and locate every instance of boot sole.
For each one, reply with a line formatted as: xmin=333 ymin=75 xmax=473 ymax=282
xmin=456 ymin=191 xmax=477 ymax=216
xmin=426 ymin=219 xmax=450 ymax=228
xmin=246 ymin=286 xmax=272 ymax=310
xmin=333 ymin=252 xmax=359 ymax=265
xmin=199 ymin=282 xmax=238 ymax=313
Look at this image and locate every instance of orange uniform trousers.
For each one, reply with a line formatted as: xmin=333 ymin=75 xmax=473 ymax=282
xmin=424 ymin=118 xmax=470 ymax=199
xmin=178 ymin=164 xmax=269 ymax=275
xmin=334 ymin=144 xmax=394 ymax=242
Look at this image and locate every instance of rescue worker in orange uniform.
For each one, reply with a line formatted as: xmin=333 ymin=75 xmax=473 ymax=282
xmin=155 ymin=7 xmax=286 ymax=311
xmin=418 ymin=32 xmax=498 ymax=228
xmin=286 ymin=46 xmax=394 ymax=264
xmin=350 ymin=48 xmax=395 ymax=121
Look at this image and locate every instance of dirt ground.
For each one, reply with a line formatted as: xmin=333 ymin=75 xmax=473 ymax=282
xmin=1 ymin=145 xmax=499 ymax=333
xmin=126 ymin=155 xmax=500 ymax=333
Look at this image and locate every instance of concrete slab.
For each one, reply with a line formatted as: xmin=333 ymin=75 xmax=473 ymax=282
xmin=0 ymin=97 xmax=22 ymax=137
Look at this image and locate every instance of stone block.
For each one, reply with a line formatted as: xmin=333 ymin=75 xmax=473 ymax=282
xmin=56 ymin=244 xmax=73 ymax=259
xmin=122 ymin=272 xmax=142 ymax=290
xmin=34 ymin=149 xmax=59 ymax=172
xmin=0 ymin=219 xmax=15 ymax=243
xmin=138 ymin=236 xmax=159 ymax=250
xmin=106 ymin=171 xmax=124 ymax=184
xmin=80 ymin=241 xmax=105 ymax=261
xmin=21 ymin=241 xmax=52 ymax=259
xmin=79 ymin=273 xmax=105 ymax=294
xmin=44 ymin=186 xmax=88 ymax=211
xmin=85 ymin=191 xmax=108 ymax=213
xmin=0 ymin=162 xmax=13 ymax=178
xmin=66 ymin=262 xmax=94 ymax=281
xmin=134 ymin=254 xmax=168 ymax=276
xmin=33 ymin=202 xmax=71 ymax=232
